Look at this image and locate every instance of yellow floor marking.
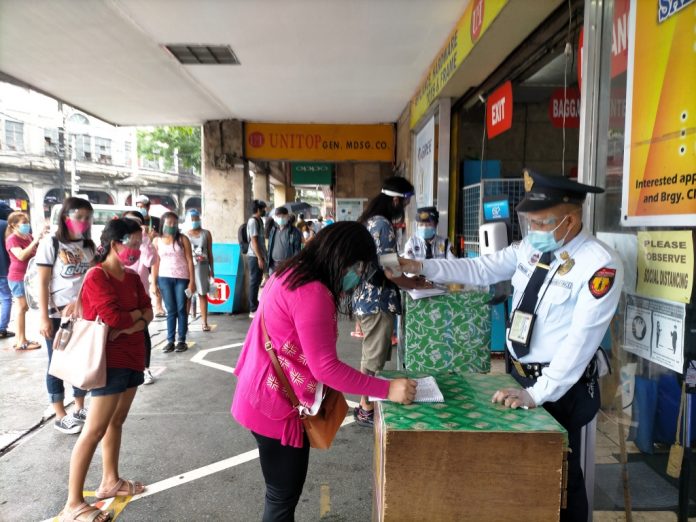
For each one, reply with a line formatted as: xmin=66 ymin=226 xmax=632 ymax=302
xmin=320 ymin=483 xmax=331 ymax=517
xmin=50 ymin=493 xmax=133 ymax=521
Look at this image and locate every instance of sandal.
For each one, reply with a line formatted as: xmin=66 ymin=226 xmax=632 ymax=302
xmin=95 ymin=478 xmax=146 ymax=500
xmin=15 ymin=341 xmax=41 ymax=350
xmin=202 ymin=324 xmax=211 ymax=332
xmin=59 ymin=502 xmax=111 ymax=522
xmin=155 ymin=311 xmax=166 ymax=318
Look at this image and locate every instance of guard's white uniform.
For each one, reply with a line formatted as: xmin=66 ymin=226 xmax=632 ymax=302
xmin=421 ymin=227 xmax=623 ymax=405
xmin=403 ymin=234 xmax=456 ymax=261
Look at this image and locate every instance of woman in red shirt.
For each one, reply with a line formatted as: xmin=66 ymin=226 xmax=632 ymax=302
xmin=5 ymin=211 xmax=47 ymax=350
xmin=59 ymin=218 xmax=152 ymax=522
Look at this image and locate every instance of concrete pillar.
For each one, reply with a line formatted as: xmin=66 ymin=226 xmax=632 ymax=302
xmin=253 ymin=168 xmax=270 ymax=203
xmin=202 ymin=119 xmax=249 ymax=243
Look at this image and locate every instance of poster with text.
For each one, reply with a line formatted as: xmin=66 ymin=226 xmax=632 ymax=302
xmin=414 ymin=116 xmax=435 ymax=208
xmin=621 ymin=1 xmax=696 ymax=226
xmin=637 ymin=230 xmax=694 ymax=303
xmin=623 ymin=293 xmax=686 ymax=373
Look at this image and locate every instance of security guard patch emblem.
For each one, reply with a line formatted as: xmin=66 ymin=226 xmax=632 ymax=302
xmin=589 ymin=267 xmax=616 ymax=299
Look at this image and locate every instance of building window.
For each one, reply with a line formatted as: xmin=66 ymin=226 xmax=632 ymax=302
xmin=5 ymin=121 xmax=24 ymax=151
xmin=68 ymin=113 xmax=90 ymax=126
xmin=124 ymin=141 xmax=132 ymax=167
xmin=44 ymin=128 xmax=60 ymax=156
xmin=95 ymin=137 xmax=112 ymax=164
xmin=71 ymin=134 xmax=92 ymax=161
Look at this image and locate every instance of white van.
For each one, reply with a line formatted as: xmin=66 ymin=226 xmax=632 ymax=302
xmin=50 ymin=203 xmax=138 ymax=241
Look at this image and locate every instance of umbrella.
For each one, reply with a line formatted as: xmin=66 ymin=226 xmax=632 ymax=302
xmin=148 ymin=203 xmax=173 ymax=218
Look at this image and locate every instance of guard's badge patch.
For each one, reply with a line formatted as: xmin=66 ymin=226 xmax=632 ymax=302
xmin=589 ymin=267 xmax=616 ymax=299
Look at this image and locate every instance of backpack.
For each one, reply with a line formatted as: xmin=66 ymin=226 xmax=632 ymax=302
xmin=24 ymin=236 xmax=59 ymax=310
xmin=238 ymin=217 xmax=262 ymax=255
xmin=238 ymin=223 xmax=250 ymax=255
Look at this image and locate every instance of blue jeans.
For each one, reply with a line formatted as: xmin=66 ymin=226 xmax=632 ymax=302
xmin=90 ymin=367 xmax=144 ymax=397
xmin=247 ymin=257 xmax=263 ymax=313
xmin=0 ymin=277 xmax=11 ymax=331
xmin=158 ymin=277 xmax=189 ymax=343
xmin=46 ymin=318 xmax=88 ymax=403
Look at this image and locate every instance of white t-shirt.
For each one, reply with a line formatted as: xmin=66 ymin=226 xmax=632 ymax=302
xmin=35 ymin=235 xmax=95 ymax=317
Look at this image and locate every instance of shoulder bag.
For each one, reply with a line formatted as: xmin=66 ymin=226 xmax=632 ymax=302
xmin=49 ymin=267 xmax=109 ymax=390
xmin=260 ymin=287 xmax=348 ymax=449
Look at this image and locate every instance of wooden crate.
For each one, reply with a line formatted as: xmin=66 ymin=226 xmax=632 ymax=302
xmin=374 ymin=373 xmax=567 ymax=521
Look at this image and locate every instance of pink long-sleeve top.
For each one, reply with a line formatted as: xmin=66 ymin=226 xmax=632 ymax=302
xmin=231 ymin=271 xmax=391 ymax=448
xmin=126 ymin=234 xmax=157 ymax=291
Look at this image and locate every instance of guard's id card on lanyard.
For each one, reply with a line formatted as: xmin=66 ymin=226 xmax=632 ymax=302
xmin=508 ymin=310 xmax=536 ymax=347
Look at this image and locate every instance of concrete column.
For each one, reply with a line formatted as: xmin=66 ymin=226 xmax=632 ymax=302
xmin=202 ymin=119 xmax=249 ymax=243
xmin=253 ymin=168 xmax=270 ymax=203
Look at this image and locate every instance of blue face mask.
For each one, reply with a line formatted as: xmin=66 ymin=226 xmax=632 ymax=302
xmin=342 ymin=270 xmax=361 ymax=292
xmin=18 ymin=223 xmax=31 ymax=235
xmin=274 ymin=216 xmax=288 ymax=227
xmin=191 ymin=221 xmax=201 ymax=230
xmin=138 ymin=208 xmax=148 ymax=218
xmin=527 ymin=216 xmax=569 ymax=253
xmin=416 ymin=226 xmax=436 ymax=240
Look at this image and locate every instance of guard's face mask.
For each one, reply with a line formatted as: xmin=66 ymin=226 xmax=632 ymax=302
xmin=524 ymin=215 xmax=571 ymax=253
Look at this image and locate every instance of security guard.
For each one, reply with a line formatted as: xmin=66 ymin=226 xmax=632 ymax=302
xmin=396 ymin=170 xmax=623 ymax=522
xmin=403 ymin=206 xmax=456 ymax=261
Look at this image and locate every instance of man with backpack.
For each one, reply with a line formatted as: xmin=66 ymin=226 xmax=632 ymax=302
xmin=246 ymin=200 xmax=267 ymax=319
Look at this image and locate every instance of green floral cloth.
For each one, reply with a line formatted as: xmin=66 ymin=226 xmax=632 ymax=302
xmin=403 ymin=292 xmax=491 ymax=373
xmin=377 ymin=371 xmax=567 ymax=442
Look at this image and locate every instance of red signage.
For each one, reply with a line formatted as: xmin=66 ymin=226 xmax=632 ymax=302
xmin=470 ymin=0 xmax=485 ymax=42
xmin=207 ymin=277 xmax=230 ymax=306
xmin=577 ymin=0 xmax=628 ymax=88
xmin=549 ymin=87 xmax=581 ymax=128
xmin=486 ymin=81 xmax=513 ymax=139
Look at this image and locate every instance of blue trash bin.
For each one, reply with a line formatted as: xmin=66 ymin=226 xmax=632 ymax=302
xmin=207 ymin=243 xmax=244 ymax=313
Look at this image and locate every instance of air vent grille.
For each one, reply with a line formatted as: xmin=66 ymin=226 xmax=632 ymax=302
xmin=165 ymin=44 xmax=240 ymax=65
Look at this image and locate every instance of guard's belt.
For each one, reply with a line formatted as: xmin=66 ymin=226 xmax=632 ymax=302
xmin=511 ymin=359 xmax=549 ymax=379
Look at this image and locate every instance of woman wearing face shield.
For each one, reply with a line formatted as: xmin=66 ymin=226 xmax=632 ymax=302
xmin=231 ymin=221 xmax=416 ymax=522
xmin=403 ymin=206 xmax=456 ymax=261
xmin=392 ymin=170 xmax=624 ymax=522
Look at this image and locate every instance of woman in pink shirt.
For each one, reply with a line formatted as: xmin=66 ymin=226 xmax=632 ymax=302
xmin=5 ymin=211 xmax=47 ymax=350
xmin=232 ymin=221 xmax=416 ymax=522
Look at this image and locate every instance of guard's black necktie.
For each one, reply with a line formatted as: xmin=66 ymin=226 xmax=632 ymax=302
xmin=511 ymin=251 xmax=553 ymax=358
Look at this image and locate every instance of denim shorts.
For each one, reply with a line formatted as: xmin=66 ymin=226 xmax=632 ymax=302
xmin=90 ymin=367 xmax=144 ymax=397
xmin=8 ymin=280 xmax=25 ymax=298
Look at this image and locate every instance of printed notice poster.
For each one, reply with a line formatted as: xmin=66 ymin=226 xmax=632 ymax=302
xmin=414 ymin=116 xmax=435 ymax=208
xmin=624 ymin=294 xmax=686 ymax=373
xmin=621 ymin=0 xmax=696 ymax=226
xmin=637 ymin=231 xmax=694 ymax=303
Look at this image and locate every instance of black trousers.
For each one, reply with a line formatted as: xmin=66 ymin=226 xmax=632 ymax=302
xmin=144 ymin=325 xmax=151 ymax=368
xmin=247 ymin=257 xmax=263 ymax=313
xmin=252 ymin=431 xmax=310 ymax=522
xmin=512 ymin=368 xmax=600 ymax=522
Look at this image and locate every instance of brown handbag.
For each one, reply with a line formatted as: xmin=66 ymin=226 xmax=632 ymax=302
xmin=48 ymin=268 xmax=109 ymax=390
xmin=260 ymin=309 xmax=348 ymax=449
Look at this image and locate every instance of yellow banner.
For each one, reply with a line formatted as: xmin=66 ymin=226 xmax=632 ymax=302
xmin=621 ymin=0 xmax=696 ymax=225
xmin=637 ymin=231 xmax=694 ymax=304
xmin=244 ymin=123 xmax=394 ymax=162
xmin=410 ymin=0 xmax=508 ymax=128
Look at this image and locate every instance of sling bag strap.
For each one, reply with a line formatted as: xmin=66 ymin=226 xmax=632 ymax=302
xmin=259 ymin=276 xmax=303 ymax=412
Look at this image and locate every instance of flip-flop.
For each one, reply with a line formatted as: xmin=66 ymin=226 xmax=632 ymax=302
xmin=95 ymin=478 xmax=146 ymax=500
xmin=202 ymin=324 xmax=211 ymax=332
xmin=155 ymin=312 xmax=166 ymax=318
xmin=59 ymin=502 xmax=112 ymax=522
xmin=15 ymin=341 xmax=41 ymax=350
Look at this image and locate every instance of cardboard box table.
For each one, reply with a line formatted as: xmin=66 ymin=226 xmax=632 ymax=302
xmin=374 ymin=372 xmax=568 ymax=521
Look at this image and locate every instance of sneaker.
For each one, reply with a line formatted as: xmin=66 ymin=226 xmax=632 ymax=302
xmin=54 ymin=415 xmax=83 ymax=434
xmin=353 ymin=406 xmax=374 ymax=428
xmin=174 ymin=341 xmax=188 ymax=352
xmin=248 ymin=311 xmax=256 ymax=319
xmin=0 ymin=329 xmax=15 ymax=339
xmin=72 ymin=408 xmax=88 ymax=424
xmin=144 ymin=369 xmax=155 ymax=385
xmin=163 ymin=342 xmax=175 ymax=353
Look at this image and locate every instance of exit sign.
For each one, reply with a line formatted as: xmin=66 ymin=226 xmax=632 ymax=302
xmin=486 ymin=81 xmax=513 ymax=139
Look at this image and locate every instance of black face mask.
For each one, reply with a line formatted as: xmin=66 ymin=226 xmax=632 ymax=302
xmin=259 ymin=209 xmax=267 ymax=217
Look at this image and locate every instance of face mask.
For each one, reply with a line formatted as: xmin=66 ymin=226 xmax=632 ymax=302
xmin=342 ymin=270 xmax=361 ymax=292
xmin=117 ymin=246 xmax=141 ymax=265
xmin=191 ymin=221 xmax=201 ymax=230
xmin=259 ymin=209 xmax=267 ymax=217
xmin=416 ymin=226 xmax=436 ymax=240
xmin=18 ymin=224 xmax=31 ymax=235
xmin=303 ymin=231 xmax=309 ymax=239
xmin=527 ymin=216 xmax=570 ymax=253
xmin=138 ymin=208 xmax=148 ymax=218
xmin=65 ymin=217 xmax=91 ymax=237
xmin=274 ymin=216 xmax=288 ymax=227
xmin=163 ymin=225 xmax=177 ymax=235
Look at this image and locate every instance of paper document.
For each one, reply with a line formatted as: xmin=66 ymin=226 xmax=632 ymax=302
xmin=406 ymin=287 xmax=447 ymax=300
xmin=379 ymin=253 xmax=402 ymax=277
xmin=370 ymin=376 xmax=445 ymax=403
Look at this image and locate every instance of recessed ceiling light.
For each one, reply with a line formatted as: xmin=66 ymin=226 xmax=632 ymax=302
xmin=164 ymin=44 xmax=240 ymax=65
